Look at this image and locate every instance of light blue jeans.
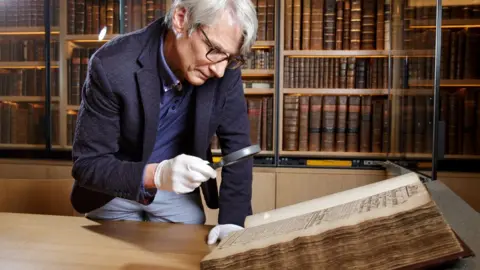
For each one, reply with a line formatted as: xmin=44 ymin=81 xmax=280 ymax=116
xmin=86 ymin=189 xmax=206 ymax=224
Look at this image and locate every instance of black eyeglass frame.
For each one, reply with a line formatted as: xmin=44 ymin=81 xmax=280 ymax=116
xmin=199 ymin=28 xmax=246 ymax=69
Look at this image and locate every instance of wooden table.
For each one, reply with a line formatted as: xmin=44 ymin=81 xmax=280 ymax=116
xmin=0 ymin=213 xmax=214 ymax=269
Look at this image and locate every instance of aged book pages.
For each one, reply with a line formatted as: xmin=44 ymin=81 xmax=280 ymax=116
xmin=200 ymin=173 xmax=466 ymax=270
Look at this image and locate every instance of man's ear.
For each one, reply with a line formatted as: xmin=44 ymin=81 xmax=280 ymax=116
xmin=172 ymin=7 xmax=188 ymax=37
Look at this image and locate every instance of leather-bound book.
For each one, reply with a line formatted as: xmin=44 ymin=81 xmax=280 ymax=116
xmin=456 ymin=89 xmax=466 ymax=154
xmin=371 ymin=98 xmax=383 ymax=153
xmin=261 ymin=97 xmax=268 ymax=150
xmin=67 ymin=0 xmax=75 ymax=34
xmin=334 ymin=58 xmax=340 ymax=88
xmin=299 ymin=96 xmax=310 ymax=151
xmin=360 ymin=95 xmax=372 ymax=152
xmin=447 ymin=92 xmax=458 ymax=154
xmin=346 ymin=96 xmax=361 ymax=152
xmin=462 ymin=91 xmax=475 ymax=155
xmin=350 ymin=0 xmax=362 ymax=50
xmin=456 ymin=30 xmax=466 ymax=79
xmin=361 ymin=0 xmax=375 ymax=50
xmin=441 ymin=29 xmax=451 ymax=79
xmin=414 ymin=96 xmax=426 ymax=153
xmin=302 ymin=0 xmax=311 ymax=49
xmin=201 ymin=173 xmax=473 ymax=270
xmin=339 ymin=58 xmax=348 ymax=88
xmin=346 ymin=57 xmax=356 ymax=89
xmin=321 ymin=96 xmax=337 ymax=151
xmin=284 ymin=57 xmax=290 ymax=88
xmin=384 ymin=0 xmax=391 ymax=50
xmin=75 ymin=0 xmax=86 ymax=34
xmin=293 ymin=0 xmax=302 ymax=50
xmin=257 ymin=0 xmax=267 ymax=41
xmin=283 ymin=95 xmax=300 ymax=151
xmin=343 ymin=0 xmax=351 ymax=50
xmin=476 ymin=93 xmax=480 ymax=154
xmin=285 ymin=0 xmax=293 ymax=50
xmin=247 ymin=98 xmax=263 ymax=146
xmin=298 ymin=58 xmax=305 ymax=88
xmin=376 ymin=0 xmax=384 ymax=50
xmin=336 ymin=96 xmax=348 ymax=152
xmin=320 ymin=58 xmax=326 ymax=88
xmin=425 ymin=96 xmax=434 ymax=153
xmin=449 ymin=31 xmax=457 ymax=79
xmin=266 ymin=97 xmax=274 ymax=151
xmin=355 ymin=58 xmax=366 ymax=89
xmin=314 ymin=58 xmax=320 ymax=88
xmin=382 ymin=98 xmax=390 ymax=153
xmin=266 ymin=0 xmax=275 ymax=40
xmin=310 ymin=0 xmax=324 ymax=50
xmin=308 ymin=96 xmax=323 ymax=151
xmin=323 ymin=0 xmax=337 ymax=50
xmin=405 ymin=96 xmax=414 ymax=153
xmin=335 ymin=0 xmax=344 ymax=50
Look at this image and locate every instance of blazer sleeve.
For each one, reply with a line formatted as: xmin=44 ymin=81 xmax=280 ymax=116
xmin=71 ymin=55 xmax=154 ymax=204
xmin=215 ymin=71 xmax=254 ymax=226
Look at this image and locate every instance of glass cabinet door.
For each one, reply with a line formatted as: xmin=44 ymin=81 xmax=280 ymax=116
xmin=0 ymin=0 xmax=60 ymax=150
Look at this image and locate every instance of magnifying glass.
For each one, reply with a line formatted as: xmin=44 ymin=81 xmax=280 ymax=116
xmin=209 ymin=144 xmax=261 ymax=170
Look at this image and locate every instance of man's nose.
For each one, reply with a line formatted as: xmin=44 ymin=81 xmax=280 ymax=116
xmin=209 ymin=61 xmax=228 ymax=78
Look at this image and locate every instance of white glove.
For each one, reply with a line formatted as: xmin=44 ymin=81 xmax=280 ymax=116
xmin=207 ymin=224 xmax=244 ymax=245
xmin=154 ymin=154 xmax=217 ymax=194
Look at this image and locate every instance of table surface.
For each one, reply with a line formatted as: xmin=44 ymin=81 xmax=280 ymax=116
xmin=0 ymin=213 xmax=214 ymax=270
xmin=0 ymin=181 xmax=478 ymax=270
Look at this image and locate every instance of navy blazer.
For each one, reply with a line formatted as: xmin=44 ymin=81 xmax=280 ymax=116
xmin=70 ymin=18 xmax=253 ymax=226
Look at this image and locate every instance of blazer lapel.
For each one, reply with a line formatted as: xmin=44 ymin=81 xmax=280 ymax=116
xmin=135 ymin=27 xmax=162 ymax=160
xmin=193 ymin=82 xmax=216 ymax=159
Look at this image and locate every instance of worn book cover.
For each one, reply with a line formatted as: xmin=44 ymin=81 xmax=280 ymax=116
xmin=200 ymin=173 xmax=473 ymax=269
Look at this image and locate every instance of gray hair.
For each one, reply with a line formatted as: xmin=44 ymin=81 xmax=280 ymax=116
xmin=164 ymin=0 xmax=258 ymax=55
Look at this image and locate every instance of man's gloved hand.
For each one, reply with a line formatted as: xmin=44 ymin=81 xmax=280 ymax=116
xmin=154 ymin=154 xmax=217 ymax=194
xmin=207 ymin=224 xmax=244 ymax=245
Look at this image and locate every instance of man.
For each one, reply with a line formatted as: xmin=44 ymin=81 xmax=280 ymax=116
xmin=70 ymin=0 xmax=258 ymax=245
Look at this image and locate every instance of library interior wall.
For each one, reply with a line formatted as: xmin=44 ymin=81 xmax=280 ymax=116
xmin=1 ymin=0 xmax=480 ymax=221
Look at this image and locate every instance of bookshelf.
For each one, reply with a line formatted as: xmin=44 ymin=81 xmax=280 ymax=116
xmin=277 ymin=0 xmax=480 ymax=170
xmin=1 ymin=0 xmax=479 ymax=173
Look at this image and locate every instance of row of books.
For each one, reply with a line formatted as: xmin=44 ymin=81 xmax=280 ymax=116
xmin=439 ymin=28 xmax=480 ymax=80
xmin=66 ymin=46 xmax=273 ymax=106
xmin=67 ymin=0 xmax=166 ymax=35
xmin=282 ymin=91 xmax=480 ymax=155
xmin=284 ymin=0 xmax=390 ymax=50
xmin=211 ymin=96 xmax=274 ymax=151
xmin=68 ymin=47 xmax=98 ymax=106
xmin=243 ymin=80 xmax=274 ymax=89
xmin=66 ymin=0 xmax=274 ymax=41
xmin=0 ymin=0 xmax=60 ymax=27
xmin=0 ymin=102 xmax=59 ymax=145
xmin=241 ymin=48 xmax=275 ymax=71
xmin=0 ymin=39 xmax=59 ymax=62
xmin=0 ymin=69 xmax=59 ymax=97
xmin=284 ymin=57 xmax=387 ymax=89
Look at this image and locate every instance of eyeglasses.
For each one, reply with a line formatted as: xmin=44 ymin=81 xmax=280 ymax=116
xmin=199 ymin=28 xmax=245 ymax=70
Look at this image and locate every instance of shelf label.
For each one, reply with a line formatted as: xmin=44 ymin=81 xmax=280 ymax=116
xmin=306 ymin=160 xmax=352 ymax=167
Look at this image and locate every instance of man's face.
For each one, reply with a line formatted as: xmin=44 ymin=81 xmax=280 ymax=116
xmin=171 ymin=8 xmax=244 ymax=86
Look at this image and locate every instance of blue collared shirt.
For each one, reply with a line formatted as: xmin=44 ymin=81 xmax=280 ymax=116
xmin=147 ymin=30 xmax=195 ymax=165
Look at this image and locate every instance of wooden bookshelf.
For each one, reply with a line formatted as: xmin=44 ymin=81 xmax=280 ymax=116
xmin=2 ymin=0 xmax=480 ymax=167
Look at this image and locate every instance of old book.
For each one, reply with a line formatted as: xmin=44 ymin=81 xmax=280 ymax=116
xmin=335 ymin=0 xmax=344 ymax=50
xmin=323 ymin=0 xmax=336 ymax=50
xmin=321 ymin=96 xmax=337 ymax=151
xmin=302 ymin=0 xmax=311 ymax=49
xmin=342 ymin=0 xmax=351 ymax=49
xmin=298 ymin=96 xmax=310 ymax=151
xmin=200 ymin=173 xmax=472 ymax=269
xmin=308 ymin=96 xmax=323 ymax=151
xmin=283 ymin=95 xmax=300 ymax=151
xmin=347 ymin=96 xmax=361 ymax=152
xmin=284 ymin=0 xmax=293 ymax=50
xmin=293 ymin=0 xmax=302 ymax=50
xmin=310 ymin=0 xmax=324 ymax=50
xmin=336 ymin=96 xmax=348 ymax=151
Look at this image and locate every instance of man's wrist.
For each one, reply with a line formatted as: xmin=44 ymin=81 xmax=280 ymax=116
xmin=143 ymin=163 xmax=158 ymax=189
